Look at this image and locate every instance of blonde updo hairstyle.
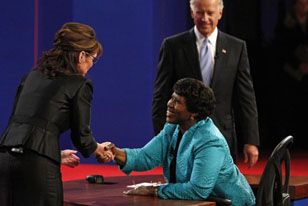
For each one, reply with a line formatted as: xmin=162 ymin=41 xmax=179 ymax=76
xmin=33 ymin=22 xmax=102 ymax=77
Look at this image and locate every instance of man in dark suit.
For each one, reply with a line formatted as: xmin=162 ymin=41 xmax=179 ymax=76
xmin=152 ymin=0 xmax=259 ymax=167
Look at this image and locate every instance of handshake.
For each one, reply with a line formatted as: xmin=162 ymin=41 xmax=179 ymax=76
xmin=93 ymin=141 xmax=117 ymax=163
xmin=61 ymin=142 xmax=123 ymax=168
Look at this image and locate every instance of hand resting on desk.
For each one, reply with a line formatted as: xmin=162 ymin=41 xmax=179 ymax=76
xmin=125 ymin=183 xmax=162 ymax=197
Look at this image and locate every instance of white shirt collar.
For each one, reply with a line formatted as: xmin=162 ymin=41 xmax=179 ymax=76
xmin=194 ymin=26 xmax=218 ymax=46
xmin=194 ymin=26 xmax=218 ymax=60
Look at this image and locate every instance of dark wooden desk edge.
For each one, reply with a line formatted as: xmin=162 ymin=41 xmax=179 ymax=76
xmin=245 ymin=174 xmax=308 ymax=200
xmin=64 ymin=203 xmax=85 ymax=206
xmin=63 ymin=175 xmax=216 ymax=206
xmin=64 ymin=202 xmax=214 ymax=206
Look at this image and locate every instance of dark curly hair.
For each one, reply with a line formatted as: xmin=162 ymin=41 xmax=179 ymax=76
xmin=33 ymin=22 xmax=103 ymax=77
xmin=173 ymin=78 xmax=216 ymax=121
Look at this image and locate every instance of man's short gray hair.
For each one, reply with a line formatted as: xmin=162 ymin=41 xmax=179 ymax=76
xmin=190 ymin=0 xmax=224 ymax=10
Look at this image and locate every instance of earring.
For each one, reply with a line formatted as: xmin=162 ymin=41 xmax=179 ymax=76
xmin=190 ymin=116 xmax=194 ymax=121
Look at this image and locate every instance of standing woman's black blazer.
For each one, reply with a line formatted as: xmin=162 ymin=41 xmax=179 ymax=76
xmin=0 ymin=70 xmax=97 ymax=163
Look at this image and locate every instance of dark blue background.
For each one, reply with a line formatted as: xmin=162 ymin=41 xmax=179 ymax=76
xmin=0 ymin=0 xmax=190 ymax=164
xmin=0 ymin=0 xmax=292 ymax=163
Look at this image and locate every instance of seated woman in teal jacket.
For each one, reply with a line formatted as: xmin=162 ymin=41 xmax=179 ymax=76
xmin=109 ymin=78 xmax=255 ymax=206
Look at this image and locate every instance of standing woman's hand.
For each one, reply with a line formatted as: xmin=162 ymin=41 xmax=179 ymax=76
xmin=61 ymin=149 xmax=80 ymax=168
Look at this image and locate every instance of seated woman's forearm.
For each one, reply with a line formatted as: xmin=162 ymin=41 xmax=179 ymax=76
xmin=159 ymin=181 xmax=211 ymax=200
xmin=113 ymin=147 xmax=127 ymax=166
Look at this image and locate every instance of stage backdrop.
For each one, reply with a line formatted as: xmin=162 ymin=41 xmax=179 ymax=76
xmin=0 ymin=0 xmax=190 ymax=164
xmin=1 ymin=0 xmax=288 ymax=163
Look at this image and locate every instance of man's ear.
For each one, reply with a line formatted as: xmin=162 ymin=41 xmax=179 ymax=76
xmin=190 ymin=8 xmax=194 ymax=19
xmin=218 ymin=9 xmax=223 ymax=20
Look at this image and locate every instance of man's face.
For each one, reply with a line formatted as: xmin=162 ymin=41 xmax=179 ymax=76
xmin=191 ymin=0 xmax=222 ymax=37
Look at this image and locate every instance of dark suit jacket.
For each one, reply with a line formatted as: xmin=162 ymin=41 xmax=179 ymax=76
xmin=0 ymin=70 xmax=97 ymax=163
xmin=152 ymin=28 xmax=260 ymax=160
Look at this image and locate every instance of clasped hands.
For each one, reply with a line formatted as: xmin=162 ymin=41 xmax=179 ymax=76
xmin=94 ymin=142 xmax=160 ymax=196
xmin=94 ymin=142 xmax=115 ymax=163
xmin=61 ymin=142 xmax=115 ymax=167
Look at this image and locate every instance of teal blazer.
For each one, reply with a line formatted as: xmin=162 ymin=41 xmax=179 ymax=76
xmin=121 ymin=118 xmax=255 ymax=206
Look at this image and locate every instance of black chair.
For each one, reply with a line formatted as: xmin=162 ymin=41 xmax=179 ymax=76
xmin=256 ymin=135 xmax=294 ymax=206
xmin=206 ymin=136 xmax=293 ymax=206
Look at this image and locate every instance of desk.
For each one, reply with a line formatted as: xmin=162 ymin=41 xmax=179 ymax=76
xmin=245 ymin=175 xmax=308 ymax=200
xmin=63 ymin=175 xmax=215 ymax=206
xmin=245 ymin=175 xmax=308 ymax=206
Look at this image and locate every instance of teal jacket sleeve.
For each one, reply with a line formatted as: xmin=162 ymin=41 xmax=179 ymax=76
xmin=121 ymin=130 xmax=169 ymax=175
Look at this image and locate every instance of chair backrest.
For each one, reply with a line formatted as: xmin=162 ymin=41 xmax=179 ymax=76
xmin=256 ymin=135 xmax=294 ymax=206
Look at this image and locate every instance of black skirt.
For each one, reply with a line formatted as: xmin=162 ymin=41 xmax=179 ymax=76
xmin=0 ymin=147 xmax=63 ymax=206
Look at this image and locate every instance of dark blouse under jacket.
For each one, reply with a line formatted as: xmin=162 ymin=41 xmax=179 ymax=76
xmin=0 ymin=70 xmax=97 ymax=163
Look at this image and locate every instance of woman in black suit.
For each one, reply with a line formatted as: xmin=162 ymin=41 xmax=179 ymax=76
xmin=0 ymin=22 xmax=113 ymax=206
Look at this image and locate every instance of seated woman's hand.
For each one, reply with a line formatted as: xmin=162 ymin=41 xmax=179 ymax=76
xmin=94 ymin=142 xmax=115 ymax=163
xmin=102 ymin=141 xmax=115 ymax=151
xmin=124 ymin=185 xmax=158 ymax=197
